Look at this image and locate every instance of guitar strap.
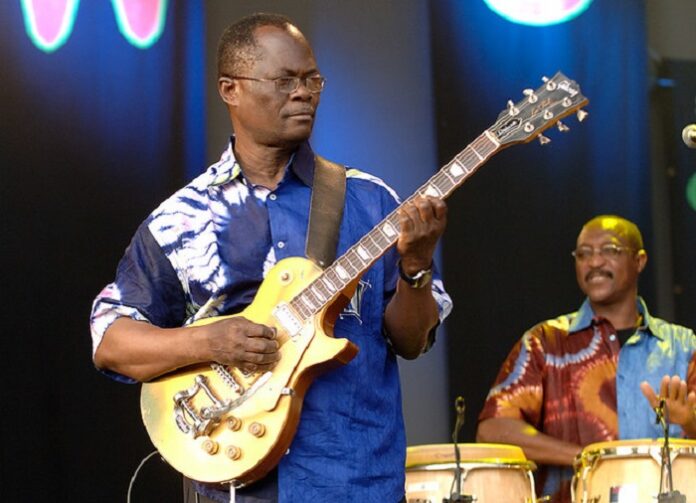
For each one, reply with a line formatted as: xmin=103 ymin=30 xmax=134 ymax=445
xmin=306 ymin=155 xmax=346 ymax=269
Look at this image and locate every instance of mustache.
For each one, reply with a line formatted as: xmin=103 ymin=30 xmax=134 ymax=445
xmin=585 ymin=269 xmax=613 ymax=281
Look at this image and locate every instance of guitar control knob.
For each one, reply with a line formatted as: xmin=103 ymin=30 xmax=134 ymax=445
xmin=202 ymin=439 xmax=219 ymax=455
xmin=226 ymin=416 xmax=242 ymax=431
xmin=249 ymin=422 xmax=266 ymax=438
xmin=225 ymin=445 xmax=242 ymax=460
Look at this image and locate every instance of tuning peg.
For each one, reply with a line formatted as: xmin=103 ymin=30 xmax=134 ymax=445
xmin=538 ymin=134 xmax=551 ymax=145
xmin=557 ymin=121 xmax=570 ymax=133
xmin=542 ymin=76 xmax=549 ymax=83
xmin=523 ymin=89 xmax=538 ymax=103
xmin=507 ymin=100 xmax=519 ymax=116
xmin=576 ymin=109 xmax=589 ymax=122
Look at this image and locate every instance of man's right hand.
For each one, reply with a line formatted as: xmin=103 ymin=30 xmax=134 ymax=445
xmin=196 ymin=317 xmax=281 ymax=372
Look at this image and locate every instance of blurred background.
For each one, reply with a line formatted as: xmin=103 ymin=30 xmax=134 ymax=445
xmin=1 ymin=0 xmax=694 ymax=500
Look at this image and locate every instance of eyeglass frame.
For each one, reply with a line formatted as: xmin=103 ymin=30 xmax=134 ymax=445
xmin=222 ymin=74 xmax=326 ymax=94
xmin=571 ymin=243 xmax=639 ymax=262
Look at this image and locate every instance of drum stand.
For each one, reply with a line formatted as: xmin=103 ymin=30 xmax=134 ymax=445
xmin=444 ymin=397 xmax=474 ymax=503
xmin=654 ymin=399 xmax=686 ymax=503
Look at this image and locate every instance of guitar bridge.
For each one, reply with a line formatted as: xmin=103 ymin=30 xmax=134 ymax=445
xmin=172 ymin=370 xmax=272 ymax=437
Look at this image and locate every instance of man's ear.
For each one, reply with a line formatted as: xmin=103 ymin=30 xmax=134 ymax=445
xmin=218 ymin=77 xmax=239 ymax=106
xmin=636 ymin=248 xmax=648 ymax=273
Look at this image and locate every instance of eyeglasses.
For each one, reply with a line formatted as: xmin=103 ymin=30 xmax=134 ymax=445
xmin=225 ymin=74 xmax=326 ymax=94
xmin=571 ymin=243 xmax=635 ymax=262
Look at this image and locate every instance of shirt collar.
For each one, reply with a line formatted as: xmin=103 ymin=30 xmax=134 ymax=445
xmin=568 ymin=296 xmax=661 ymax=339
xmin=205 ymin=137 xmax=316 ymax=188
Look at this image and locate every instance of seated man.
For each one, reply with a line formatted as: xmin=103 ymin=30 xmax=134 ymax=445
xmin=477 ymin=215 xmax=696 ymax=503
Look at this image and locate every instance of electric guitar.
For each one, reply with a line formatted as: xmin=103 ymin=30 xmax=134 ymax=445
xmin=140 ymin=71 xmax=588 ymax=486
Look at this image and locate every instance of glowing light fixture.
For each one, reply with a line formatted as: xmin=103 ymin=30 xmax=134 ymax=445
xmin=111 ymin=0 xmax=168 ymax=49
xmin=687 ymin=173 xmax=696 ymax=212
xmin=21 ymin=0 xmax=80 ymax=53
xmin=483 ymin=0 xmax=594 ymax=26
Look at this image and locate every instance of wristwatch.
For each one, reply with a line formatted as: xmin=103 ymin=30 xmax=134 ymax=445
xmin=398 ymin=260 xmax=433 ymax=289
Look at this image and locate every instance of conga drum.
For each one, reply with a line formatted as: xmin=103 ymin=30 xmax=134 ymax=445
xmin=572 ymin=439 xmax=696 ymax=502
xmin=405 ymin=443 xmax=538 ymax=502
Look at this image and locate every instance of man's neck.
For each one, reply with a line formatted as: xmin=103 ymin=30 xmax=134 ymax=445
xmin=233 ymin=140 xmax=298 ymax=190
xmin=591 ymin=297 xmax=640 ymax=330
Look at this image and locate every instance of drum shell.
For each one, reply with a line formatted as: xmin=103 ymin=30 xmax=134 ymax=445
xmin=572 ymin=438 xmax=696 ymax=503
xmin=405 ymin=443 xmax=537 ymax=503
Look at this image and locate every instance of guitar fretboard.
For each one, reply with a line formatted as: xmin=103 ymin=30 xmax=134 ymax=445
xmin=288 ymin=130 xmax=500 ymax=321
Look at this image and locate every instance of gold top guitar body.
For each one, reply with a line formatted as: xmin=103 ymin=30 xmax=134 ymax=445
xmin=141 ymin=257 xmax=358 ymax=485
xmin=139 ymin=71 xmax=588 ymax=487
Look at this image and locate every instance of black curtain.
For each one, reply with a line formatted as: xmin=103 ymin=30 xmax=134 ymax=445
xmin=0 ymin=1 xmax=204 ymax=500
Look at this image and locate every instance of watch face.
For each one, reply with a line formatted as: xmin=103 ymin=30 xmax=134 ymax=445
xmin=398 ymin=261 xmax=433 ymax=288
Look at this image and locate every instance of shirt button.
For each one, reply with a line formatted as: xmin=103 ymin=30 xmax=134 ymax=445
xmin=269 ymin=194 xmax=277 ymax=201
xmin=278 ymin=241 xmax=285 ymax=249
xmin=609 ymin=334 xmax=616 ymax=342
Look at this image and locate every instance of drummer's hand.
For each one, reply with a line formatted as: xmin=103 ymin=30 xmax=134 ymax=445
xmin=640 ymin=375 xmax=696 ymax=430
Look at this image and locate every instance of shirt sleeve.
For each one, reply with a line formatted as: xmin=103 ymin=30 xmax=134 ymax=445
xmin=90 ymin=221 xmax=186 ymax=361
xmin=478 ymin=327 xmax=547 ymax=426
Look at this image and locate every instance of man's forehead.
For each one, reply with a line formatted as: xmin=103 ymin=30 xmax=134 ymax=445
xmin=577 ymin=226 xmax=626 ymax=244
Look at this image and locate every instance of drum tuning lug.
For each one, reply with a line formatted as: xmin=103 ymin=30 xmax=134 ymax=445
xmin=538 ymin=134 xmax=551 ymax=146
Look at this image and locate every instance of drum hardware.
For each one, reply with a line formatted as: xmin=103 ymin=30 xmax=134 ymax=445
xmin=444 ymin=396 xmax=469 ymax=503
xmin=654 ymin=399 xmax=686 ymax=503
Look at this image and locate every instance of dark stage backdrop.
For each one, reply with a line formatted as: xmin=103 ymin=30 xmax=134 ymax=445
xmin=0 ymin=1 xmax=204 ymax=501
xmin=1 ymin=0 xmax=691 ymax=501
xmin=431 ymin=0 xmax=659 ymax=442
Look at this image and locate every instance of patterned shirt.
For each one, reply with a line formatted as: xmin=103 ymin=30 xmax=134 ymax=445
xmin=478 ymin=298 xmax=696 ymax=503
xmin=90 ymin=140 xmax=452 ymax=503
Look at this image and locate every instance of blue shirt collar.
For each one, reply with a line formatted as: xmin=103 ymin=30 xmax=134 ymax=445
xmin=569 ymin=296 xmax=661 ymax=339
xmin=205 ymin=138 xmax=316 ymax=188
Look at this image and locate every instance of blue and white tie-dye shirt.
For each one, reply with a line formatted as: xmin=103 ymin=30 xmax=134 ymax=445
xmin=90 ymin=140 xmax=452 ymax=502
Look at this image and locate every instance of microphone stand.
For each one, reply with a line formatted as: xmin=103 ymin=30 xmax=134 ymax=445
xmin=444 ymin=397 xmax=473 ymax=503
xmin=654 ymin=399 xmax=686 ymax=503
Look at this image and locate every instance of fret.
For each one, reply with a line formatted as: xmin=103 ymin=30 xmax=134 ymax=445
xmin=290 ymin=297 xmax=310 ymax=320
xmin=419 ymin=182 xmax=443 ymax=198
xmin=310 ymin=284 xmax=327 ymax=304
xmin=448 ymin=158 xmax=467 ymax=178
xmin=366 ymin=233 xmax=385 ymax=255
xmin=303 ymin=290 xmax=320 ymax=310
xmin=325 ymin=269 xmax=344 ymax=290
xmin=340 ymin=254 xmax=361 ymax=275
xmin=381 ymin=220 xmax=398 ymax=239
xmin=469 ymin=143 xmax=485 ymax=161
xmin=431 ymin=173 xmax=452 ymax=195
xmin=334 ymin=263 xmax=350 ymax=281
xmin=355 ymin=244 xmax=372 ymax=262
xmin=311 ymin=279 xmax=329 ymax=299
xmin=346 ymin=250 xmax=367 ymax=269
xmin=321 ymin=276 xmax=337 ymax=293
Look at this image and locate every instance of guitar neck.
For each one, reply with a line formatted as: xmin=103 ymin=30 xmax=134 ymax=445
xmin=288 ymin=130 xmax=501 ymax=321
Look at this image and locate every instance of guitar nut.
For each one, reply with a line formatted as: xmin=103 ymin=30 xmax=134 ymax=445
xmin=201 ymin=439 xmax=219 ymax=455
xmin=249 ymin=422 xmax=266 ymax=438
xmin=225 ymin=445 xmax=242 ymax=460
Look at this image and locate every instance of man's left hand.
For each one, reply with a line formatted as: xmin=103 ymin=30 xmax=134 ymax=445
xmin=396 ymin=196 xmax=447 ymax=274
xmin=640 ymin=375 xmax=696 ymax=431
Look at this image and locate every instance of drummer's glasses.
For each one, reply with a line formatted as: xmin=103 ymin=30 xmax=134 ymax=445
xmin=224 ymin=74 xmax=326 ymax=94
xmin=571 ymin=243 xmax=635 ymax=262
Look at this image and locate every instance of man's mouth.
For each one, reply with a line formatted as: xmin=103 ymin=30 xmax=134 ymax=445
xmin=586 ymin=270 xmax=613 ymax=283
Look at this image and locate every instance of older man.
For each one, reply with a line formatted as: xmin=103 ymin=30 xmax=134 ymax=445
xmin=477 ymin=215 xmax=696 ymax=503
xmin=90 ymin=12 xmax=451 ymax=503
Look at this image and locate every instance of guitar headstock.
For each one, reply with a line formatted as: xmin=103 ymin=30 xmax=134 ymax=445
xmin=490 ymin=71 xmax=588 ymax=147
